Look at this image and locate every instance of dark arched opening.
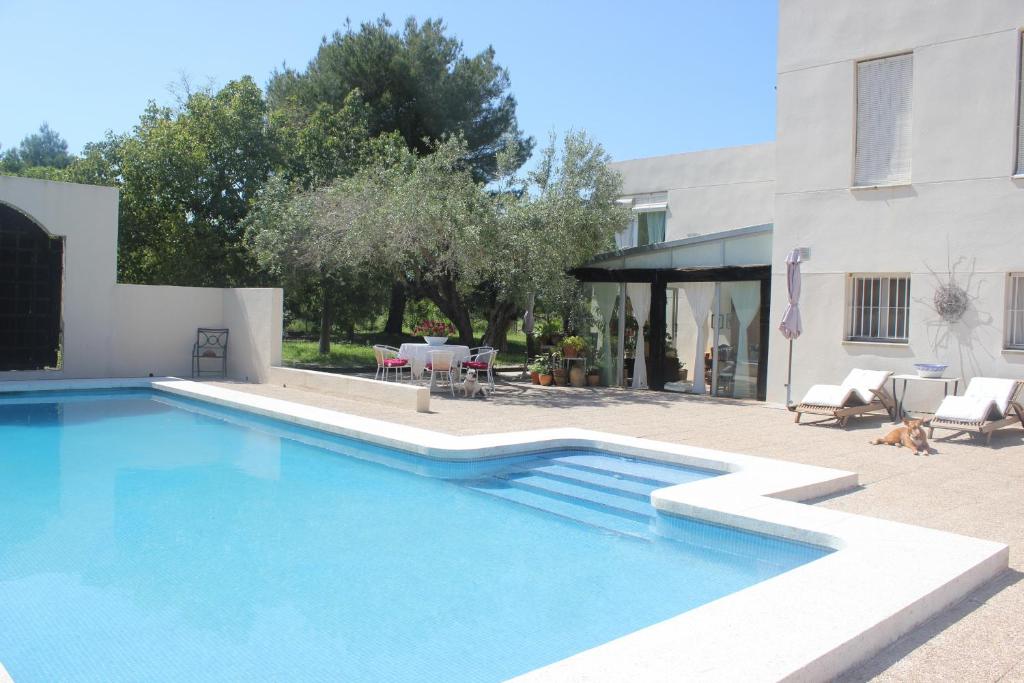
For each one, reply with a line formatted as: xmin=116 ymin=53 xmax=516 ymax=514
xmin=0 ymin=203 xmax=64 ymax=370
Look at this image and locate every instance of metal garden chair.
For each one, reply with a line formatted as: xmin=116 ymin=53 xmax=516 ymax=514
xmin=192 ymin=328 xmax=228 ymax=379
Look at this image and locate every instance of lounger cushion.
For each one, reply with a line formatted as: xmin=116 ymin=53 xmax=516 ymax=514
xmin=382 ymin=359 xmax=407 ymax=367
xmin=935 ymin=378 xmax=1018 ymax=423
xmin=800 ymin=385 xmax=857 ymax=408
xmin=964 ymin=378 xmax=1017 ymax=418
xmin=800 ymin=369 xmax=891 ymax=408
xmin=840 ymin=369 xmax=892 ymax=404
xmin=463 ymin=361 xmax=489 ymax=370
xmin=933 ymin=396 xmax=1000 ymax=424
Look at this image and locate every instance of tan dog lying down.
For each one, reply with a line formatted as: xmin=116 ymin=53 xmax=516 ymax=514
xmin=870 ymin=418 xmax=931 ymax=456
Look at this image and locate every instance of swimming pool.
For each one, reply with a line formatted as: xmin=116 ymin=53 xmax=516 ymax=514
xmin=0 ymin=388 xmax=830 ymax=682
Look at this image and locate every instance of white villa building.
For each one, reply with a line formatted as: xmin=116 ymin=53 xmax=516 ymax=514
xmin=582 ymin=0 xmax=1024 ymax=408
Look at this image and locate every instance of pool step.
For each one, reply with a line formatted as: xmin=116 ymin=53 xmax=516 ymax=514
xmin=469 ymin=482 xmax=653 ymax=538
xmin=549 ymin=454 xmax=707 ymax=488
xmin=518 ymin=463 xmax=655 ymax=500
xmin=463 ymin=453 xmax=710 ymax=538
xmin=497 ymin=472 xmax=653 ymax=520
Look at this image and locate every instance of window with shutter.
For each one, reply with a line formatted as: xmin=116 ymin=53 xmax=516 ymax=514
xmin=854 ymin=53 xmax=914 ymax=187
xmin=1006 ymin=274 xmax=1024 ymax=349
xmin=1017 ymin=35 xmax=1024 ymax=174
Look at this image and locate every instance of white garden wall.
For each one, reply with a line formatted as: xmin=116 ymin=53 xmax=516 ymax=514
xmin=0 ymin=176 xmax=282 ymax=383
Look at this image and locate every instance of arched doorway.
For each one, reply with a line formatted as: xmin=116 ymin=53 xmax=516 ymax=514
xmin=0 ymin=203 xmax=64 ymax=370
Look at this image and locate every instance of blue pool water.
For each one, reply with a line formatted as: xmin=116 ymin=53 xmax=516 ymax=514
xmin=0 ymin=390 xmax=829 ymax=682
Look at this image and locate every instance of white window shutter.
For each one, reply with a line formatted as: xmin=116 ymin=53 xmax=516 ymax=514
xmin=1017 ymin=36 xmax=1024 ymax=174
xmin=855 ymin=53 xmax=914 ymax=186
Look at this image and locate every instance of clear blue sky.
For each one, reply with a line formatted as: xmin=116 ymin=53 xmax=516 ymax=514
xmin=0 ymin=0 xmax=778 ymax=163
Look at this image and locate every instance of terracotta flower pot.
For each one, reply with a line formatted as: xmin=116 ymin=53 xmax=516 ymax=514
xmin=538 ymin=374 xmax=553 ymax=386
xmin=530 ymin=370 xmax=540 ymax=385
xmin=552 ymin=369 xmax=568 ymax=387
xmin=563 ymin=346 xmax=578 ymax=358
xmin=569 ymin=366 xmax=586 ymax=387
xmin=587 ymin=374 xmax=600 ymax=386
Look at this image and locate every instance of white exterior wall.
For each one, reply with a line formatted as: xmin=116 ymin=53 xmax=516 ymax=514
xmin=610 ymin=143 xmax=775 ymax=241
xmin=0 ymin=176 xmax=282 ymax=383
xmin=769 ymin=0 xmax=1024 ymax=406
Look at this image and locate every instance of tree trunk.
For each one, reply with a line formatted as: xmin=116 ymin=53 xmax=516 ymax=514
xmin=383 ymin=282 xmax=406 ymax=335
xmin=319 ymin=280 xmax=333 ymax=355
xmin=425 ymin=278 xmax=475 ymax=345
xmin=482 ymin=300 xmax=520 ymax=351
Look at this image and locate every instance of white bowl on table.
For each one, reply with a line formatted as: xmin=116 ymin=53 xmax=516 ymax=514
xmin=913 ymin=363 xmax=948 ymax=379
xmin=423 ymin=336 xmax=449 ymax=346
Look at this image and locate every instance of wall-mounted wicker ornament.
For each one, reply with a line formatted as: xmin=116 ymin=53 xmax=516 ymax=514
xmin=933 ymin=282 xmax=969 ymax=322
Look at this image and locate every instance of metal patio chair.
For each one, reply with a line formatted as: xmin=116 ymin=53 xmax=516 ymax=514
xmin=460 ymin=347 xmax=497 ymax=390
xmin=373 ymin=344 xmax=411 ymax=382
xmin=192 ymin=328 xmax=229 ymax=379
xmin=425 ymin=350 xmax=456 ymax=397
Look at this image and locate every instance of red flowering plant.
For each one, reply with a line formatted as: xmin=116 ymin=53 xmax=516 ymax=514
xmin=412 ymin=320 xmax=455 ymax=337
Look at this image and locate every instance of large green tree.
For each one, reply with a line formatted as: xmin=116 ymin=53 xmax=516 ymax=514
xmin=115 ymin=77 xmax=278 ymax=285
xmin=244 ymin=134 xmax=406 ymax=352
xmin=268 ymin=17 xmax=532 ymax=182
xmin=283 ymin=132 xmax=627 ymax=349
xmin=268 ymin=16 xmax=535 ymax=333
xmin=1 ymin=123 xmax=73 ymax=172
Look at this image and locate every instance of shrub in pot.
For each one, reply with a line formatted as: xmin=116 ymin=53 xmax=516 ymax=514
xmin=533 ymin=355 xmax=554 ymax=386
xmin=561 ymin=335 xmax=588 ymax=359
xmin=527 ymin=358 xmax=546 ymax=385
xmin=549 ymin=351 xmax=567 ymax=386
xmin=586 ymin=365 xmax=601 ymax=386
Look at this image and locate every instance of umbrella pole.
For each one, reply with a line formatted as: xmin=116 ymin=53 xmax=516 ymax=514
xmin=785 ymin=339 xmax=794 ymax=408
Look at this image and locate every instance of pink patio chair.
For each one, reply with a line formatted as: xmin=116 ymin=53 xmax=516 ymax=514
xmin=373 ymin=344 xmax=410 ymax=382
xmin=425 ymin=350 xmax=456 ymax=397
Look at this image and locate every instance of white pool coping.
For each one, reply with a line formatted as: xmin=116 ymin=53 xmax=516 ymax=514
xmin=0 ymin=377 xmax=1010 ymax=682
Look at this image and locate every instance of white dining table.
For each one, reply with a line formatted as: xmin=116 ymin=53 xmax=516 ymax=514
xmin=398 ymin=343 xmax=472 ymax=379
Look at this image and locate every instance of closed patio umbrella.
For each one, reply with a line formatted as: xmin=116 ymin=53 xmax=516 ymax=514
xmin=779 ymin=248 xmax=803 ymax=406
xmin=521 ymin=292 xmax=536 ymax=379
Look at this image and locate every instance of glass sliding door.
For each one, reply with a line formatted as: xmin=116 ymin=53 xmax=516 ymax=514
xmin=666 ymin=280 xmax=763 ymax=399
xmin=712 ymin=281 xmax=761 ymax=399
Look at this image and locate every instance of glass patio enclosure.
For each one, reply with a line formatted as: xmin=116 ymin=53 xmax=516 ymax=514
xmin=576 ymin=225 xmax=772 ymax=400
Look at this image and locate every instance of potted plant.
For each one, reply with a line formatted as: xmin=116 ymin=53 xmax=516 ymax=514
xmin=562 ymin=335 xmax=588 ymax=359
xmin=528 ymin=358 xmax=545 ymax=385
xmin=538 ymin=319 xmax=561 ymax=347
xmin=550 ymin=351 xmax=568 ymax=386
xmin=586 ymin=365 xmax=601 ymax=386
xmin=537 ymin=356 xmax=554 ymax=386
xmin=412 ymin=319 xmax=455 ymax=345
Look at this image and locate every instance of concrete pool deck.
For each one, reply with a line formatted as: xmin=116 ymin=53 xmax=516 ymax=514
xmin=211 ymin=377 xmax=1024 ymax=682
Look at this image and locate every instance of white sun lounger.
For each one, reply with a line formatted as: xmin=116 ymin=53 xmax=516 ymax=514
xmin=793 ymin=369 xmax=895 ymax=427
xmin=928 ymin=378 xmax=1024 ymax=446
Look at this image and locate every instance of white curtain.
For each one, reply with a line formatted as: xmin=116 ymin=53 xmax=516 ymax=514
xmin=682 ymin=283 xmax=716 ymax=395
xmin=730 ymin=283 xmax=760 ymax=374
xmin=641 ymin=211 xmax=666 ymax=244
xmin=592 ymin=283 xmax=618 ymax=387
xmin=626 ymin=283 xmax=651 ymax=389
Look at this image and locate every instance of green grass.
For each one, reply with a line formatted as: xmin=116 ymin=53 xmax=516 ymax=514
xmin=282 ymin=340 xmax=378 ymax=368
xmin=282 ymin=329 xmax=530 ymax=370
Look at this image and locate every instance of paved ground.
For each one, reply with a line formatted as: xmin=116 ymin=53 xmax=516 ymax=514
xmin=212 ymin=377 xmax=1024 ymax=682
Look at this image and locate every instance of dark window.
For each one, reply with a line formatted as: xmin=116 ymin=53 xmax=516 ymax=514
xmin=0 ymin=204 xmax=64 ymax=370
